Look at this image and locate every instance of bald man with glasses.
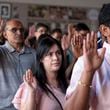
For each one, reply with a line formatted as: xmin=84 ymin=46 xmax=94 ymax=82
xmin=0 ymin=19 xmax=37 ymax=110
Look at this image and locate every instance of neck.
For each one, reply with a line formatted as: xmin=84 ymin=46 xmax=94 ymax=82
xmin=47 ymin=72 xmax=59 ymax=88
xmin=10 ymin=42 xmax=24 ymax=52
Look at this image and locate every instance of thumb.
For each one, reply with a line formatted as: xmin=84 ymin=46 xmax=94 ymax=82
xmin=33 ymin=76 xmax=37 ymax=84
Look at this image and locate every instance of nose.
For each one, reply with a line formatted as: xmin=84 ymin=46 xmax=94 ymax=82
xmin=53 ymin=53 xmax=59 ymax=60
xmin=16 ymin=29 xmax=24 ymax=35
xmin=16 ymin=30 xmax=21 ymax=35
xmin=42 ymin=31 xmax=46 ymax=34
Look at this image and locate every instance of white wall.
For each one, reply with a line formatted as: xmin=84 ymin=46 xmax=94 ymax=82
xmin=0 ymin=0 xmax=110 ymax=8
xmin=0 ymin=0 xmax=110 ymax=30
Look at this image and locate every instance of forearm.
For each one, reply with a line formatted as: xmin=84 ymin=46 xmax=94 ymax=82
xmin=64 ymin=71 xmax=94 ymax=110
xmin=20 ymin=91 xmax=37 ymax=110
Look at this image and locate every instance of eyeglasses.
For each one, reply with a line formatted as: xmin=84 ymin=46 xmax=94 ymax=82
xmin=6 ymin=27 xmax=24 ymax=34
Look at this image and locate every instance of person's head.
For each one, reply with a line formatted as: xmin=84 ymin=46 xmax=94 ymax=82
xmin=72 ymin=22 xmax=90 ymax=48
xmin=34 ymin=23 xmax=49 ymax=40
xmin=3 ymin=19 xmax=25 ymax=45
xmin=98 ymin=3 xmax=110 ymax=43
xmin=73 ymin=22 xmax=90 ymax=38
xmin=36 ymin=34 xmax=67 ymax=93
xmin=51 ymin=28 xmax=62 ymax=42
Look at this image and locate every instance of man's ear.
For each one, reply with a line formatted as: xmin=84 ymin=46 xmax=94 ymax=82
xmin=99 ymin=24 xmax=109 ymax=37
xmin=3 ymin=31 xmax=7 ymax=39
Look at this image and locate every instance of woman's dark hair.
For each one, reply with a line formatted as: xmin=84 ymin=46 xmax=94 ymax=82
xmin=35 ymin=34 xmax=68 ymax=94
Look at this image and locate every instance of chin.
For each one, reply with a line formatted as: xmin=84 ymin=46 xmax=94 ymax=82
xmin=52 ymin=67 xmax=60 ymax=71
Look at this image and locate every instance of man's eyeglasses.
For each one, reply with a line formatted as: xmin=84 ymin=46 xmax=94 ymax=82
xmin=6 ymin=27 xmax=25 ymax=34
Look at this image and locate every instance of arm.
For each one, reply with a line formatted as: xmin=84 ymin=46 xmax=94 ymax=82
xmin=0 ymin=17 xmax=5 ymax=44
xmin=61 ymin=24 xmax=74 ymax=69
xmin=65 ymin=31 xmax=84 ymax=82
xmin=20 ymin=69 xmax=37 ymax=110
xmin=64 ymin=32 xmax=106 ymax=110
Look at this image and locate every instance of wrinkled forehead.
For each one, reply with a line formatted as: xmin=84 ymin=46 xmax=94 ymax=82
xmin=6 ymin=20 xmax=23 ymax=29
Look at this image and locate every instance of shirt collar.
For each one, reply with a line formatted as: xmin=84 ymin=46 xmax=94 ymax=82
xmin=103 ymin=41 xmax=110 ymax=54
xmin=4 ymin=41 xmax=31 ymax=54
xmin=103 ymin=41 xmax=110 ymax=64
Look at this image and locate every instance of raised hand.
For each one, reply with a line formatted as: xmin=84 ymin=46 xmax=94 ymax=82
xmin=61 ymin=34 xmax=69 ymax=51
xmin=0 ymin=17 xmax=5 ymax=36
xmin=83 ymin=31 xmax=106 ymax=73
xmin=68 ymin=23 xmax=74 ymax=36
xmin=71 ymin=32 xmax=83 ymax=58
xmin=61 ymin=23 xmax=74 ymax=51
xmin=0 ymin=17 xmax=4 ymax=31
xmin=23 ymin=69 xmax=37 ymax=92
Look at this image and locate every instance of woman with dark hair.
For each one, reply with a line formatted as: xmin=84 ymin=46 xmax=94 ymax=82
xmin=12 ymin=34 xmax=68 ymax=110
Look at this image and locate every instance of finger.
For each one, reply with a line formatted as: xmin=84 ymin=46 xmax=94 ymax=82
xmin=83 ymin=33 xmax=89 ymax=53
xmin=93 ymin=32 xmax=97 ymax=52
xmin=78 ymin=35 xmax=82 ymax=48
xmin=27 ymin=69 xmax=33 ymax=82
xmin=23 ymin=71 xmax=29 ymax=84
xmin=83 ymin=39 xmax=87 ymax=54
xmin=25 ymin=70 xmax=29 ymax=82
xmin=76 ymin=34 xmax=79 ymax=46
xmin=23 ymin=71 xmax=32 ymax=88
xmin=71 ymin=38 xmax=73 ymax=47
xmin=86 ymin=33 xmax=91 ymax=50
xmin=68 ymin=23 xmax=73 ymax=33
xmin=90 ymin=31 xmax=94 ymax=49
xmin=73 ymin=35 xmax=76 ymax=46
xmin=23 ymin=74 xmax=26 ymax=82
xmin=71 ymin=36 xmax=76 ymax=47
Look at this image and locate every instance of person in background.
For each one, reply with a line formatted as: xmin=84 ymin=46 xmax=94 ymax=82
xmin=51 ymin=28 xmax=63 ymax=42
xmin=65 ymin=3 xmax=110 ymax=110
xmin=65 ymin=22 xmax=90 ymax=82
xmin=0 ymin=19 xmax=37 ymax=110
xmin=0 ymin=17 xmax=5 ymax=45
xmin=25 ymin=22 xmax=49 ymax=49
xmin=12 ymin=34 xmax=68 ymax=110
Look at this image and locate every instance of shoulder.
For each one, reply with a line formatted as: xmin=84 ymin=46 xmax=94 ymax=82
xmin=66 ymin=56 xmax=84 ymax=97
xmin=24 ymin=45 xmax=36 ymax=53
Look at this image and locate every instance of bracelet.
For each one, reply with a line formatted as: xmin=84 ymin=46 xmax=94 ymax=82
xmin=78 ymin=80 xmax=92 ymax=88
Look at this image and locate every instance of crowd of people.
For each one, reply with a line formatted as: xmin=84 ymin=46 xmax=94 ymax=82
xmin=0 ymin=3 xmax=110 ymax=110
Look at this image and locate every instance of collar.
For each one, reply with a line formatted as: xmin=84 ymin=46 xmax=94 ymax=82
xmin=103 ymin=41 xmax=110 ymax=54
xmin=4 ymin=41 xmax=31 ymax=54
xmin=103 ymin=41 xmax=110 ymax=64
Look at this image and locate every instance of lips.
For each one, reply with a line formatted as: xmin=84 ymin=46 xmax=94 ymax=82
xmin=52 ymin=62 xmax=60 ymax=66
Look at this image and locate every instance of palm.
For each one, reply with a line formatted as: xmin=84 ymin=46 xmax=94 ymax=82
xmin=23 ymin=69 xmax=37 ymax=92
xmin=71 ymin=36 xmax=83 ymax=58
xmin=0 ymin=18 xmax=4 ymax=32
xmin=83 ymin=32 xmax=106 ymax=73
xmin=61 ymin=24 xmax=74 ymax=51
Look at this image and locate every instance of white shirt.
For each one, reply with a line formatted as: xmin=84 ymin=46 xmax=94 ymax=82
xmin=66 ymin=42 xmax=110 ymax=110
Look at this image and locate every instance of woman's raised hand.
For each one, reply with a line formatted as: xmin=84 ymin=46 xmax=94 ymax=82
xmin=23 ymin=69 xmax=37 ymax=92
